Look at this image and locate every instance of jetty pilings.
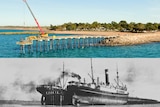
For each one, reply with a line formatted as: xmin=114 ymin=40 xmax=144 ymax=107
xmin=16 ymin=35 xmax=118 ymax=54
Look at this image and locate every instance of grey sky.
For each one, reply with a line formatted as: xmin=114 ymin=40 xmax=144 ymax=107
xmin=0 ymin=58 xmax=160 ymax=101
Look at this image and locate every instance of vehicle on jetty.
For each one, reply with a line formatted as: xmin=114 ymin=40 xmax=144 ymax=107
xmin=36 ymin=60 xmax=159 ymax=105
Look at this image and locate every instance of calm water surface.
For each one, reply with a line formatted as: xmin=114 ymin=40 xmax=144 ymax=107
xmin=1 ymin=104 xmax=160 ymax=107
xmin=0 ymin=29 xmax=160 ymax=58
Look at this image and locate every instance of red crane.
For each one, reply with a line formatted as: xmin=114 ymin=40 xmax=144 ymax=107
xmin=23 ymin=0 xmax=46 ymax=36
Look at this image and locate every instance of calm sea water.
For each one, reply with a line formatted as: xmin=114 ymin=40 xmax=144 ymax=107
xmin=0 ymin=29 xmax=29 ymax=32
xmin=0 ymin=29 xmax=160 ymax=58
xmin=0 ymin=104 xmax=160 ymax=107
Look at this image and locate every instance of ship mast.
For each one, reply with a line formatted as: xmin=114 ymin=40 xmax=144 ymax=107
xmin=116 ymin=64 xmax=119 ymax=87
xmin=62 ymin=62 xmax=65 ymax=89
xmin=90 ymin=59 xmax=95 ymax=84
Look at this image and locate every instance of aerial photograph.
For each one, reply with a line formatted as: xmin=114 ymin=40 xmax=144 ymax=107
xmin=0 ymin=0 xmax=160 ymax=107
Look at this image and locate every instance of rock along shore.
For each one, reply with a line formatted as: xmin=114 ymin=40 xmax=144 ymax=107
xmin=47 ymin=30 xmax=160 ymax=46
xmin=1 ymin=27 xmax=160 ymax=46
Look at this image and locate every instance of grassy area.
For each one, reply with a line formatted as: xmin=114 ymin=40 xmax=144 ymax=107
xmin=0 ymin=32 xmax=39 ymax=35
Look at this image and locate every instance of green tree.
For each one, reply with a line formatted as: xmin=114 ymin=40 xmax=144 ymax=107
xmin=91 ymin=21 xmax=101 ymax=29
xmin=65 ymin=22 xmax=77 ymax=31
xmin=50 ymin=24 xmax=57 ymax=30
xmin=145 ymin=23 xmax=153 ymax=31
xmin=119 ymin=20 xmax=128 ymax=31
xmin=153 ymin=23 xmax=158 ymax=31
xmin=111 ymin=21 xmax=119 ymax=30
xmin=77 ymin=23 xmax=86 ymax=30
xmin=158 ymin=23 xmax=160 ymax=30
xmin=134 ymin=23 xmax=145 ymax=32
xmin=128 ymin=22 xmax=136 ymax=32
xmin=49 ymin=21 xmax=159 ymax=32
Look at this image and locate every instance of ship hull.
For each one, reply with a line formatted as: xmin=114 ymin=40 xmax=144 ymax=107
xmin=36 ymin=85 xmax=159 ymax=105
xmin=36 ymin=85 xmax=67 ymax=105
xmin=67 ymin=85 xmax=128 ymax=105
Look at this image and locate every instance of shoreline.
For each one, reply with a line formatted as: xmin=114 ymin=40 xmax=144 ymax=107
xmin=1 ymin=27 xmax=160 ymax=46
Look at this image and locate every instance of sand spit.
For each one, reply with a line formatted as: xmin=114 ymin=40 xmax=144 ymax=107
xmin=103 ymin=33 xmax=160 ymax=46
xmin=1 ymin=26 xmax=160 ymax=46
xmin=51 ymin=31 xmax=160 ymax=46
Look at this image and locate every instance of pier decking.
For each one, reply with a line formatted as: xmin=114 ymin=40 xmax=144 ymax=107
xmin=16 ymin=35 xmax=118 ymax=54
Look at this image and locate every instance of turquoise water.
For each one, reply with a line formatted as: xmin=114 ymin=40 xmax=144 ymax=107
xmin=0 ymin=30 xmax=160 ymax=58
xmin=0 ymin=29 xmax=28 ymax=32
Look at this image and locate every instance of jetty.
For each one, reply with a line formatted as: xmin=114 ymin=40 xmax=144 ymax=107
xmin=16 ymin=0 xmax=120 ymax=54
xmin=16 ymin=35 xmax=118 ymax=54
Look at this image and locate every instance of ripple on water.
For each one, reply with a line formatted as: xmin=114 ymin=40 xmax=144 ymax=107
xmin=0 ymin=33 xmax=160 ymax=58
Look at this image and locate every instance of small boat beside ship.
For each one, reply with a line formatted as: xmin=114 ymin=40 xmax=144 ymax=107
xmin=36 ymin=60 xmax=159 ymax=105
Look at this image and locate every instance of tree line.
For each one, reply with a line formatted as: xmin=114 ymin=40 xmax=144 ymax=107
xmin=50 ymin=20 xmax=160 ymax=33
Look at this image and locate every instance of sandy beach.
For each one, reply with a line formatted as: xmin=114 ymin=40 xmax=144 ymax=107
xmin=48 ymin=30 xmax=160 ymax=46
xmin=1 ymin=26 xmax=160 ymax=46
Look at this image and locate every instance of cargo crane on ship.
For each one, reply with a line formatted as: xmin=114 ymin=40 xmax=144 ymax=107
xmin=23 ymin=0 xmax=48 ymax=39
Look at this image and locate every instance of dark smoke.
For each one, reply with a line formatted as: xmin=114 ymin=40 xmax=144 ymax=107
xmin=41 ymin=78 xmax=58 ymax=85
xmin=60 ymin=71 xmax=69 ymax=78
xmin=59 ymin=71 xmax=81 ymax=80
xmin=21 ymin=81 xmax=36 ymax=93
xmin=12 ymin=79 xmax=36 ymax=93
xmin=0 ymin=86 xmax=7 ymax=100
xmin=39 ymin=71 xmax=81 ymax=87
xmin=71 ymin=72 xmax=81 ymax=80
xmin=125 ymin=65 xmax=137 ymax=84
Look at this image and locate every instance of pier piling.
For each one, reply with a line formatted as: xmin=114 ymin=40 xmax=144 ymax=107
xmin=16 ymin=35 xmax=118 ymax=54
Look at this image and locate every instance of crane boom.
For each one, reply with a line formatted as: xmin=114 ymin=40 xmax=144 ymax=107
xmin=23 ymin=0 xmax=45 ymax=35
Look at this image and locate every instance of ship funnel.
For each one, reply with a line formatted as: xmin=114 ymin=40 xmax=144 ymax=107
xmin=105 ymin=69 xmax=110 ymax=85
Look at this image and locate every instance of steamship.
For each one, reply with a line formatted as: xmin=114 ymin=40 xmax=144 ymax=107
xmin=67 ymin=69 xmax=129 ymax=105
xmin=36 ymin=59 xmax=129 ymax=105
xmin=36 ymin=60 xmax=159 ymax=105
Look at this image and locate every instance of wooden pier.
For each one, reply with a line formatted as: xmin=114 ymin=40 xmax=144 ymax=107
xmin=16 ymin=35 xmax=118 ymax=54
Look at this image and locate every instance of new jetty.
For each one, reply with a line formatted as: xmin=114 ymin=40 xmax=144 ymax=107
xmin=16 ymin=0 xmax=118 ymax=54
xmin=15 ymin=0 xmax=160 ymax=54
xmin=16 ymin=34 xmax=118 ymax=54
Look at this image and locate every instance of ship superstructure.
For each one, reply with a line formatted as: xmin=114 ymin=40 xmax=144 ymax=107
xmin=36 ymin=63 xmax=81 ymax=105
xmin=67 ymin=64 xmax=129 ymax=105
xmin=36 ymin=60 xmax=159 ymax=105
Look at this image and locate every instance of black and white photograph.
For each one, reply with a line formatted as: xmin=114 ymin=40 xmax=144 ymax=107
xmin=0 ymin=58 xmax=160 ymax=106
xmin=1 ymin=0 xmax=160 ymax=107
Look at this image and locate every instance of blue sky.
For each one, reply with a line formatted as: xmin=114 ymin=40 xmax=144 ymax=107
xmin=1 ymin=0 xmax=160 ymax=26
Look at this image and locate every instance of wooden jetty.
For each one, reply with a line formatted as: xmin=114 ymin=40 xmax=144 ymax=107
xmin=16 ymin=35 xmax=118 ymax=54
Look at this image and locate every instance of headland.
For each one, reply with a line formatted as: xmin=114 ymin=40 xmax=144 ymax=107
xmin=1 ymin=26 xmax=160 ymax=46
xmin=50 ymin=31 xmax=160 ymax=46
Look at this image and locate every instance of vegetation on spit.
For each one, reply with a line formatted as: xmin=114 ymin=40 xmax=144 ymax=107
xmin=50 ymin=20 xmax=160 ymax=33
